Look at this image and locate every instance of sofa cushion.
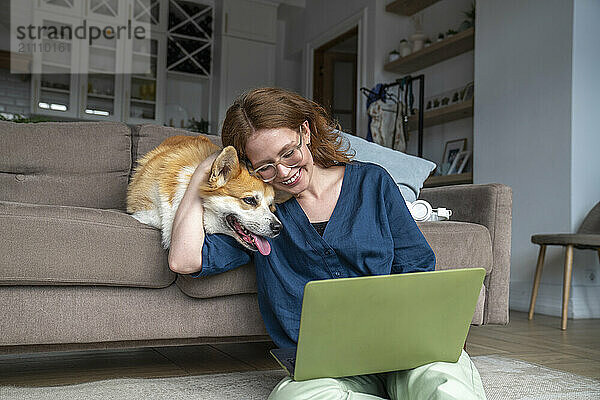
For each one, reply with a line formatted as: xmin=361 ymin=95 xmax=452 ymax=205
xmin=417 ymin=221 xmax=493 ymax=274
xmin=0 ymin=285 xmax=268 ymax=346
xmin=131 ymin=125 xmax=222 ymax=177
xmin=176 ymin=263 xmax=257 ymax=299
xmin=0 ymin=121 xmax=131 ymax=210
xmin=338 ymin=131 xmax=436 ymax=202
xmin=0 ymin=200 xmax=174 ymax=288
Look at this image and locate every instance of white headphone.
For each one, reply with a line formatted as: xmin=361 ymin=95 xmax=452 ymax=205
xmin=405 ymin=200 xmax=452 ymax=222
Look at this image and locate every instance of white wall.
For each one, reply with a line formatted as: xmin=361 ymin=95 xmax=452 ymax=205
xmin=475 ymin=0 xmax=600 ymax=318
xmin=571 ymin=0 xmax=600 ymax=234
xmin=275 ymin=16 xmax=302 ymax=92
xmin=569 ymin=0 xmax=600 ymax=316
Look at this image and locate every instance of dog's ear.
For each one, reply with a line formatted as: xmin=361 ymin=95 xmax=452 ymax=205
xmin=208 ymin=146 xmax=241 ymax=188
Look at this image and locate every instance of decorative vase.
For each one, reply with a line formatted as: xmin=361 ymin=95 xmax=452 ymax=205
xmin=410 ymin=32 xmax=426 ymax=53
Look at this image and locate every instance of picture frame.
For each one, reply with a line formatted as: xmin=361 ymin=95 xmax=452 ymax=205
xmin=442 ymin=138 xmax=467 ymax=174
xmin=448 ymin=150 xmax=471 ymax=175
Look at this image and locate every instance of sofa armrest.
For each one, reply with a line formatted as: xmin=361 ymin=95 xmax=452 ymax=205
xmin=418 ymin=183 xmax=513 ymax=325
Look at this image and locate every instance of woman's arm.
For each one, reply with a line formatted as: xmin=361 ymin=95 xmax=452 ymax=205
xmin=381 ymin=169 xmax=436 ymax=273
xmin=167 ymin=153 xmax=218 ymax=275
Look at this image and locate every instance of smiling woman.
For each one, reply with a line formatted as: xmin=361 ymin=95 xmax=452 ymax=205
xmin=171 ymin=87 xmax=486 ymax=400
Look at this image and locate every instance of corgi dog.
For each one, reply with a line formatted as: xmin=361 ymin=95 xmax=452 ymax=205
xmin=126 ymin=135 xmax=282 ymax=256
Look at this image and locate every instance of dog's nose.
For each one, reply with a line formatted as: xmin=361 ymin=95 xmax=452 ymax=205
xmin=270 ymin=221 xmax=282 ymax=235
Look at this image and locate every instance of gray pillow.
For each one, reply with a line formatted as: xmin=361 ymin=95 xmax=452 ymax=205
xmin=337 ymin=131 xmax=436 ymax=201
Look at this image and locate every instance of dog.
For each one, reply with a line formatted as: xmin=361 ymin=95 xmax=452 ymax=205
xmin=126 ymin=135 xmax=282 ymax=256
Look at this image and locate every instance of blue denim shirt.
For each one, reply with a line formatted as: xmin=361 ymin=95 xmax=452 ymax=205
xmin=190 ymin=161 xmax=435 ymax=348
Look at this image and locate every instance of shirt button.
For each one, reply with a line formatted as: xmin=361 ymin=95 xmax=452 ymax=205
xmin=324 ymin=249 xmax=332 ymax=255
xmin=335 ymin=272 xmax=341 ymax=277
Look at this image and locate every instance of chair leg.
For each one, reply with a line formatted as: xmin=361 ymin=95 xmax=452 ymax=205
xmin=528 ymin=245 xmax=547 ymax=320
xmin=561 ymin=245 xmax=574 ymax=330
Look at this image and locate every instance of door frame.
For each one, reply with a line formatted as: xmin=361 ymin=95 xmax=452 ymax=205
xmin=315 ymin=50 xmax=357 ymax=134
xmin=304 ymin=8 xmax=368 ymax=136
xmin=313 ymin=27 xmax=357 ymax=108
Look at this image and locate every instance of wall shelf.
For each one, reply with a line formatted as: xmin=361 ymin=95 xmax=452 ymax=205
xmin=41 ymin=86 xmax=70 ymax=94
xmin=167 ymin=70 xmax=211 ymax=81
xmin=423 ymin=172 xmax=473 ymax=188
xmin=384 ymin=28 xmax=474 ymax=74
xmin=408 ymin=99 xmax=473 ymax=131
xmin=385 ymin=0 xmax=441 ymax=16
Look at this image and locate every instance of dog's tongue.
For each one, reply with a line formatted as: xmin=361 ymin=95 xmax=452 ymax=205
xmin=251 ymin=234 xmax=271 ymax=256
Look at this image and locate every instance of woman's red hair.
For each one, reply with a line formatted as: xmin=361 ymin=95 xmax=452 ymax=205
xmin=221 ymin=87 xmax=354 ymax=168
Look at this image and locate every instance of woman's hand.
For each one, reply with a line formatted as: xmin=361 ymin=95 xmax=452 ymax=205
xmin=190 ymin=152 xmax=219 ymax=186
xmin=168 ymin=151 xmax=219 ymax=275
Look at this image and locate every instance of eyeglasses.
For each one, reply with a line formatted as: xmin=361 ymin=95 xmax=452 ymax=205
xmin=246 ymin=124 xmax=306 ymax=183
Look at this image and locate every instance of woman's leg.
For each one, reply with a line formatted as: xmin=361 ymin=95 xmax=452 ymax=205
xmin=384 ymin=350 xmax=486 ymax=400
xmin=268 ymin=373 xmax=388 ymax=400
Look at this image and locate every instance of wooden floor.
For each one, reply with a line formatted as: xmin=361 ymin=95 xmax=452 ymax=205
xmin=467 ymin=311 xmax=600 ymax=380
xmin=1 ymin=311 xmax=598 ymax=387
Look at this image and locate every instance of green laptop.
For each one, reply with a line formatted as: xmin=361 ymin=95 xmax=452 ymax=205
xmin=270 ymin=267 xmax=485 ymax=381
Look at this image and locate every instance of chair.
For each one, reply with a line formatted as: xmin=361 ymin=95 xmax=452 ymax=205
xmin=528 ymin=201 xmax=600 ymax=330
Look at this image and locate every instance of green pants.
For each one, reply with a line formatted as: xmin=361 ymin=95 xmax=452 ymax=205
xmin=268 ymin=350 xmax=486 ymax=400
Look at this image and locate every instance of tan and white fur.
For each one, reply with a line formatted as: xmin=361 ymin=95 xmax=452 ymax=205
xmin=126 ymin=135 xmax=281 ymax=255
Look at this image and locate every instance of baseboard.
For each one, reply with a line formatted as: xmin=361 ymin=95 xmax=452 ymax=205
xmin=571 ymin=285 xmax=600 ymax=318
xmin=510 ymin=281 xmax=568 ymax=317
xmin=510 ymin=281 xmax=600 ymax=319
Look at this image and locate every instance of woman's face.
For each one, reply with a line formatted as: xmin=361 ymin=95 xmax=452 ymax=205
xmin=244 ymin=121 xmax=313 ymax=196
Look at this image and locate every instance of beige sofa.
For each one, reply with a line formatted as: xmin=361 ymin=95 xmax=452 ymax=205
xmin=0 ymin=121 xmax=512 ymax=354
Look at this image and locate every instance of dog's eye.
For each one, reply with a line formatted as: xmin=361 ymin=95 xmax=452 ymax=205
xmin=243 ymin=197 xmax=258 ymax=206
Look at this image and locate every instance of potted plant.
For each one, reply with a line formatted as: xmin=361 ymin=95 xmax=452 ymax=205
xmin=388 ymin=49 xmax=400 ymax=62
xmin=465 ymin=2 xmax=476 ymax=25
xmin=446 ymin=29 xmax=458 ymax=38
xmin=186 ymin=117 xmax=210 ymax=134
xmin=459 ymin=2 xmax=475 ymax=31
xmin=437 ymin=33 xmax=445 ymax=42
xmin=424 ymin=38 xmax=432 ymax=48
xmin=0 ymin=114 xmax=51 ymax=123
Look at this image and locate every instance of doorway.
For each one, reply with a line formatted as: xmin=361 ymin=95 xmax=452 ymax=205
xmin=313 ymin=27 xmax=358 ymax=134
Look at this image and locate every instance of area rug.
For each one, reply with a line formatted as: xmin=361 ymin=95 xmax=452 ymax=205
xmin=1 ymin=355 xmax=599 ymax=399
xmin=474 ymin=355 xmax=600 ymax=400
